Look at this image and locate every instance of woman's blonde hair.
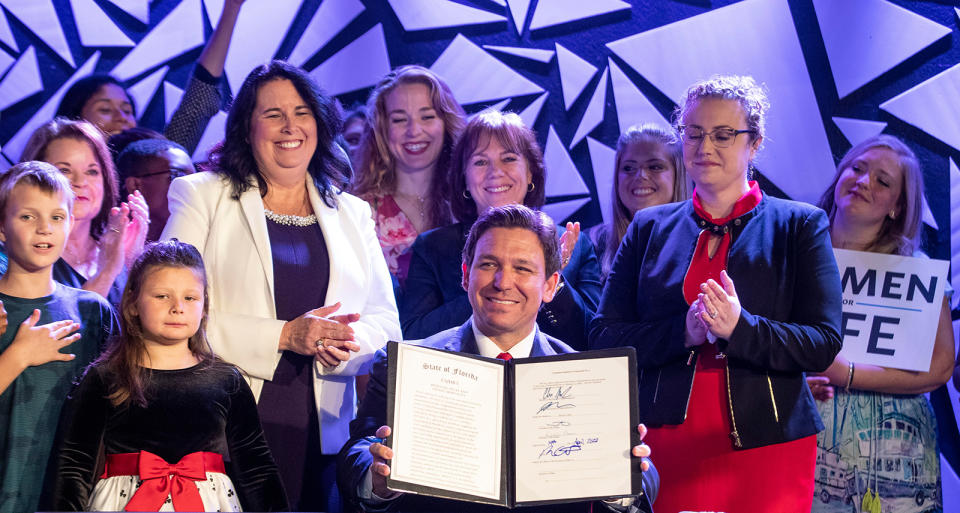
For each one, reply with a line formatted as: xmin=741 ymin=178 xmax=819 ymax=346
xmin=818 ymin=134 xmax=923 ymax=256
xmin=594 ymin=124 xmax=689 ymax=279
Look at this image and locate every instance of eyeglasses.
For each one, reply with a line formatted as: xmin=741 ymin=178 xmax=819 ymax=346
xmin=137 ymin=168 xmax=187 ymax=182
xmin=678 ymin=125 xmax=756 ymax=148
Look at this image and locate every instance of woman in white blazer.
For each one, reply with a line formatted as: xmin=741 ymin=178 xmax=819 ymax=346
xmin=162 ymin=61 xmax=400 ymax=511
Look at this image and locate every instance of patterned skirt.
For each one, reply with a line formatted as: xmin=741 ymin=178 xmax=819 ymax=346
xmin=88 ymin=451 xmax=243 ymax=512
xmin=88 ymin=472 xmax=242 ymax=512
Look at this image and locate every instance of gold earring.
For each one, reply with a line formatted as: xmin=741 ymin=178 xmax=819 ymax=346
xmin=527 ymin=183 xmax=535 ymax=192
xmin=889 ymin=210 xmax=896 ymax=219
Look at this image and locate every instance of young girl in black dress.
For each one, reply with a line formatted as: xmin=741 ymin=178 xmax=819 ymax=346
xmin=46 ymin=240 xmax=287 ymax=511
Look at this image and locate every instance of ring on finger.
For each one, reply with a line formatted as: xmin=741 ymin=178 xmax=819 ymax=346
xmin=708 ymin=309 xmax=718 ymax=319
xmin=316 ymin=338 xmax=326 ymax=348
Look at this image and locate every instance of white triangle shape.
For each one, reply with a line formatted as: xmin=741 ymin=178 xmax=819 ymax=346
xmin=956 ymin=8 xmax=960 ymax=26
xmin=570 ymin=68 xmax=607 ymax=148
xmin=507 ymin=0 xmax=532 ymax=36
xmin=0 ymin=0 xmax=75 ymax=67
xmin=288 ymin=0 xmax=365 ymax=66
xmin=163 ymin=81 xmax=184 ymax=125
xmin=0 ymin=45 xmax=41 ymax=111
xmin=192 ymin=110 xmax=228 ymax=163
xmin=483 ymin=45 xmax=554 ymax=63
xmin=530 ymin=0 xmax=630 ymax=31
xmin=921 ymin=196 xmax=937 ymax=230
xmin=431 ymin=34 xmax=542 ymax=105
xmin=111 ymin=0 xmax=204 ymax=81
xmin=3 ymin=52 xmax=100 ymax=162
xmin=587 ymin=137 xmax=616 ymax=226
xmin=541 ymin=197 xmax=591 ymax=226
xmin=555 ymin=43 xmax=596 ymax=110
xmin=0 ymin=47 xmax=14 ymax=79
xmin=950 ymin=158 xmax=960 ymax=295
xmin=126 ymin=66 xmax=167 ymax=121
xmin=880 ymin=62 xmax=960 ymax=152
xmin=309 ymin=24 xmax=391 ymax=96
xmin=490 ymin=0 xmax=505 ymax=5
xmin=70 ymin=0 xmax=135 ymax=47
xmin=479 ymin=98 xmax=511 ymax=114
xmin=813 ymin=0 xmax=951 ymax=99
xmin=0 ymin=7 xmax=17 ymax=52
xmin=518 ymin=92 xmax=548 ymax=128
xmin=606 ymin=0 xmax=834 ymax=204
xmin=105 ymin=0 xmax=149 ymax=24
xmin=608 ymin=58 xmax=670 ymax=134
xmin=544 ymin=125 xmax=589 ymax=197
xmin=387 ymin=0 xmax=505 ymax=31
xmin=832 ymin=117 xmax=887 ymax=147
xmin=224 ymin=0 xmax=301 ymax=95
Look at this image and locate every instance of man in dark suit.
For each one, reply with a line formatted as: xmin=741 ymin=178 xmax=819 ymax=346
xmin=338 ymin=204 xmax=658 ymax=513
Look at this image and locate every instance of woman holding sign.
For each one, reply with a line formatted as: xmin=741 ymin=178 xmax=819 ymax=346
xmin=590 ymin=75 xmax=843 ymax=512
xmin=809 ymin=134 xmax=954 ymax=512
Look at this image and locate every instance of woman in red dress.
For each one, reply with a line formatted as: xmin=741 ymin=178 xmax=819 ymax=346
xmin=590 ymin=75 xmax=843 ymax=512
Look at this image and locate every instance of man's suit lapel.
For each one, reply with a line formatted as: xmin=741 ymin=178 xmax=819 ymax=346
xmin=445 ymin=320 xmax=480 ymax=355
xmin=238 ymin=186 xmax=274 ymax=297
xmin=531 ymin=328 xmax=559 ymax=357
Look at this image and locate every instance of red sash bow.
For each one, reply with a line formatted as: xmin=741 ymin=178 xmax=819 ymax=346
xmin=101 ymin=450 xmax=225 ymax=511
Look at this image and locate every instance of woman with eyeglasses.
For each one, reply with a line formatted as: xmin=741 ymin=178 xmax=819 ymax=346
xmin=589 ymin=75 xmax=842 ymax=512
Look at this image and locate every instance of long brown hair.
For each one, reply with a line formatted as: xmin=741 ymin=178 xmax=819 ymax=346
xmin=818 ymin=134 xmax=923 ymax=256
xmin=352 ymin=65 xmax=465 ymax=228
xmin=593 ymin=124 xmax=689 ymax=279
xmin=97 ymin=240 xmax=214 ymax=407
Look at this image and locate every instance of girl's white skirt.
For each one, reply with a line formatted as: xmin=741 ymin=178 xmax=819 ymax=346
xmin=87 ymin=472 xmax=243 ymax=512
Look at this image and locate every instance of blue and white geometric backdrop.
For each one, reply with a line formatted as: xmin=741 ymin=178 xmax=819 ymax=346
xmin=1 ymin=0 xmax=959 ymax=505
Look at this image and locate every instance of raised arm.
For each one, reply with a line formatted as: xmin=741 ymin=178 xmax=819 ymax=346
xmin=163 ymin=1 xmax=244 ymax=152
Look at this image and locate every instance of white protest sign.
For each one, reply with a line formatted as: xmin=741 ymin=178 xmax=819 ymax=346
xmin=834 ymin=249 xmax=948 ymax=372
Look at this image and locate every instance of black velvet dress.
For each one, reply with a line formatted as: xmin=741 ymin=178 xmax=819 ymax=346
xmin=44 ymin=359 xmax=288 ymax=511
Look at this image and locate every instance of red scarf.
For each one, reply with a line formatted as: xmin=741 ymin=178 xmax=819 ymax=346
xmin=682 ymin=181 xmax=762 ymax=305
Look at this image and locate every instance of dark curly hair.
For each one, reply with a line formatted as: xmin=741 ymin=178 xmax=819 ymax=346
xmin=207 ymin=60 xmax=351 ymax=207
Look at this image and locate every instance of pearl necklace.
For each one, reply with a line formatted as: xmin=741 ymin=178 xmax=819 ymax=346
xmin=263 ymin=208 xmax=317 ymax=226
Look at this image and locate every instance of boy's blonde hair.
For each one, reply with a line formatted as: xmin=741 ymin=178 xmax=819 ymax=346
xmin=0 ymin=161 xmax=74 ymax=223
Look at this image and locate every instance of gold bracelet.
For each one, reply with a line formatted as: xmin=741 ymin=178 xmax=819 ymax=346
xmin=844 ymin=361 xmax=855 ymax=392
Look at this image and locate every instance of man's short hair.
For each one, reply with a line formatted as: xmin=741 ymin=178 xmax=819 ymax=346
xmin=0 ymin=161 xmax=74 ymax=222
xmin=462 ymin=204 xmax=560 ymax=276
xmin=116 ymin=138 xmax=190 ymax=181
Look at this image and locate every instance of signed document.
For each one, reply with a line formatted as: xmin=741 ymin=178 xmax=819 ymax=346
xmin=385 ymin=342 xmax=641 ymax=508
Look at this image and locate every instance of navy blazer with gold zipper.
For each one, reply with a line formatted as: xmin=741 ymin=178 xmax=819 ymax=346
xmin=589 ymin=195 xmax=842 ymax=450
